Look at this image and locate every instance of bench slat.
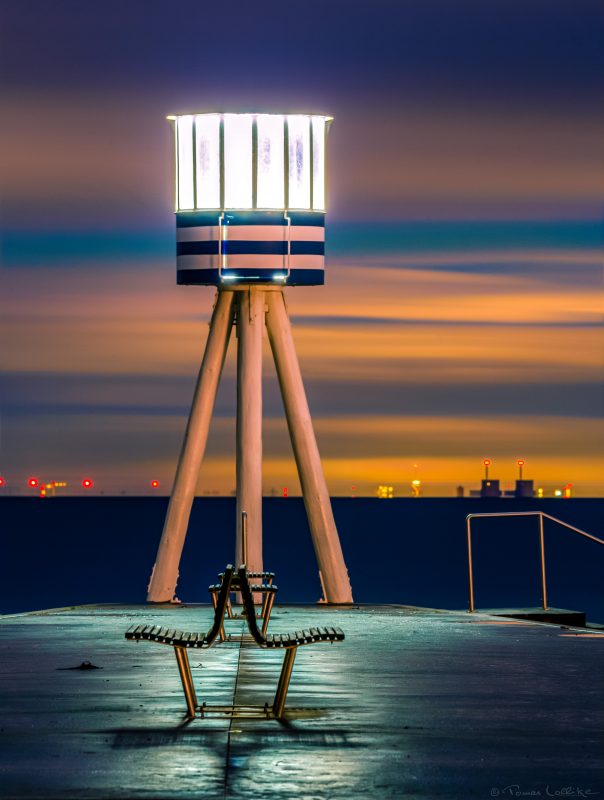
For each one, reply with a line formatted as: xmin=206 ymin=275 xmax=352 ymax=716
xmin=159 ymin=628 xmax=170 ymax=641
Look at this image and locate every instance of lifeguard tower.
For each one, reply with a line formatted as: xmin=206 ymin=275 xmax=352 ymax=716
xmin=147 ymin=112 xmax=353 ymax=604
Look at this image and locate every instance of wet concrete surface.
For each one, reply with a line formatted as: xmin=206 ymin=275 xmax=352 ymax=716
xmin=1 ymin=604 xmax=603 ymax=799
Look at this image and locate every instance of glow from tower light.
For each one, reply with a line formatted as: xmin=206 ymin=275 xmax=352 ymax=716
xmin=172 ymin=112 xmax=332 ymax=214
xmin=224 ymin=114 xmax=253 ymax=208
xmin=177 ymin=115 xmax=195 ymax=211
xmin=256 ymin=114 xmax=284 ymax=208
xmin=195 ymin=114 xmax=221 ymax=209
xmin=312 ymin=116 xmax=326 ymax=210
xmin=287 ymin=115 xmax=310 ymax=209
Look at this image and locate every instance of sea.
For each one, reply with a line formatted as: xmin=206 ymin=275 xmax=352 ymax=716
xmin=1 ymin=497 xmax=602 ymax=623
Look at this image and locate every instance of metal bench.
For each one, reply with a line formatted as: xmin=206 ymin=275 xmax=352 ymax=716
xmin=125 ymin=564 xmax=345 ymax=719
xmin=212 ymin=569 xmax=277 ymax=638
xmin=125 ymin=565 xmax=235 ymax=717
xmin=236 ymin=565 xmax=345 ymax=717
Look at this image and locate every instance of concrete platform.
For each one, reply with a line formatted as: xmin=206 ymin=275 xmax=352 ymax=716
xmin=475 ymin=607 xmax=588 ymax=626
xmin=1 ymin=604 xmax=603 ymax=799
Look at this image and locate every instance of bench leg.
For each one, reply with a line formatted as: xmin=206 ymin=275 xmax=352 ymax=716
xmin=211 ymin=591 xmax=226 ymax=641
xmin=261 ymin=591 xmax=275 ymax=636
xmin=174 ymin=646 xmax=198 ymax=718
xmin=273 ymin=646 xmax=297 ymax=718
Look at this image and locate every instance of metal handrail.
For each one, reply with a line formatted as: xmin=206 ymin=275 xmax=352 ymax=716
xmin=466 ymin=511 xmax=604 ymax=612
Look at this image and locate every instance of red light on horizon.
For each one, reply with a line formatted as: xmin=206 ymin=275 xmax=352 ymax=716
xmin=82 ymin=478 xmax=93 ymax=489
xmin=282 ymin=487 xmax=288 ymax=498
xmin=28 ymin=477 xmax=39 ymax=488
xmin=0 ymin=477 xmax=4 ymax=488
xmin=517 ymin=459 xmax=525 ymax=466
xmin=483 ymin=459 xmax=491 ymax=467
xmin=151 ymin=480 xmax=160 ymax=489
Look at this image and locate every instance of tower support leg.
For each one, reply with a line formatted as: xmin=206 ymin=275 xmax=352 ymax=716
xmin=235 ymin=288 xmax=264 ymax=574
xmin=147 ymin=290 xmax=235 ymax=602
xmin=266 ymin=291 xmax=353 ymax=603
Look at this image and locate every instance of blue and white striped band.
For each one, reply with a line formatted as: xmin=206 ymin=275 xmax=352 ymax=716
xmin=175 ymin=211 xmax=325 ymax=286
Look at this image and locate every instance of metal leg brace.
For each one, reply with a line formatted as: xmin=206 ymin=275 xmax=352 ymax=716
xmin=273 ymin=647 xmax=297 ymax=718
xmin=261 ymin=592 xmax=276 ymax=636
xmin=211 ymin=591 xmax=227 ymax=642
xmin=174 ymin=646 xmax=198 ymax=718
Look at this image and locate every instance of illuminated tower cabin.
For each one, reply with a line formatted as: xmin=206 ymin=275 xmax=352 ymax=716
xmin=147 ymin=112 xmax=353 ymax=605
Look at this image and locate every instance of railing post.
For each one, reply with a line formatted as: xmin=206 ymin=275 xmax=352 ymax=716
xmin=538 ymin=513 xmax=548 ymax=610
xmin=467 ymin=516 xmax=475 ymax=612
xmin=465 ymin=510 xmax=602 ymax=616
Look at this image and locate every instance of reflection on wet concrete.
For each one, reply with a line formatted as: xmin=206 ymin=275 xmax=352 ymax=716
xmin=1 ymin=604 xmax=603 ymax=799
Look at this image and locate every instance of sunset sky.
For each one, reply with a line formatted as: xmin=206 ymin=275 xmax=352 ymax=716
xmin=1 ymin=0 xmax=602 ymax=496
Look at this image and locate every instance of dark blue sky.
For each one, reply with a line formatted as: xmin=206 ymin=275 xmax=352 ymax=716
xmin=2 ymin=1 xmax=603 ymax=103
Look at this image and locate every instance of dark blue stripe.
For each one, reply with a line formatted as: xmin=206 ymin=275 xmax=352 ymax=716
xmin=290 ymin=241 xmax=324 ymax=255
xmin=177 ymin=269 xmax=220 ymax=284
xmin=178 ymin=241 xmax=324 ymax=256
xmin=176 ymin=212 xmax=221 ymax=228
xmin=177 ymin=241 xmax=219 ymax=256
xmin=222 ymin=268 xmax=285 ymax=278
xmin=226 ymin=241 xmax=324 ymax=255
xmin=222 ymin=241 xmax=286 ymax=255
xmin=224 ymin=211 xmax=286 ymax=226
xmin=287 ymin=211 xmax=325 ymax=227
xmin=176 ymin=210 xmax=325 ymax=227
xmin=284 ymin=268 xmax=324 ymax=285
xmin=177 ymin=268 xmax=324 ymax=286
